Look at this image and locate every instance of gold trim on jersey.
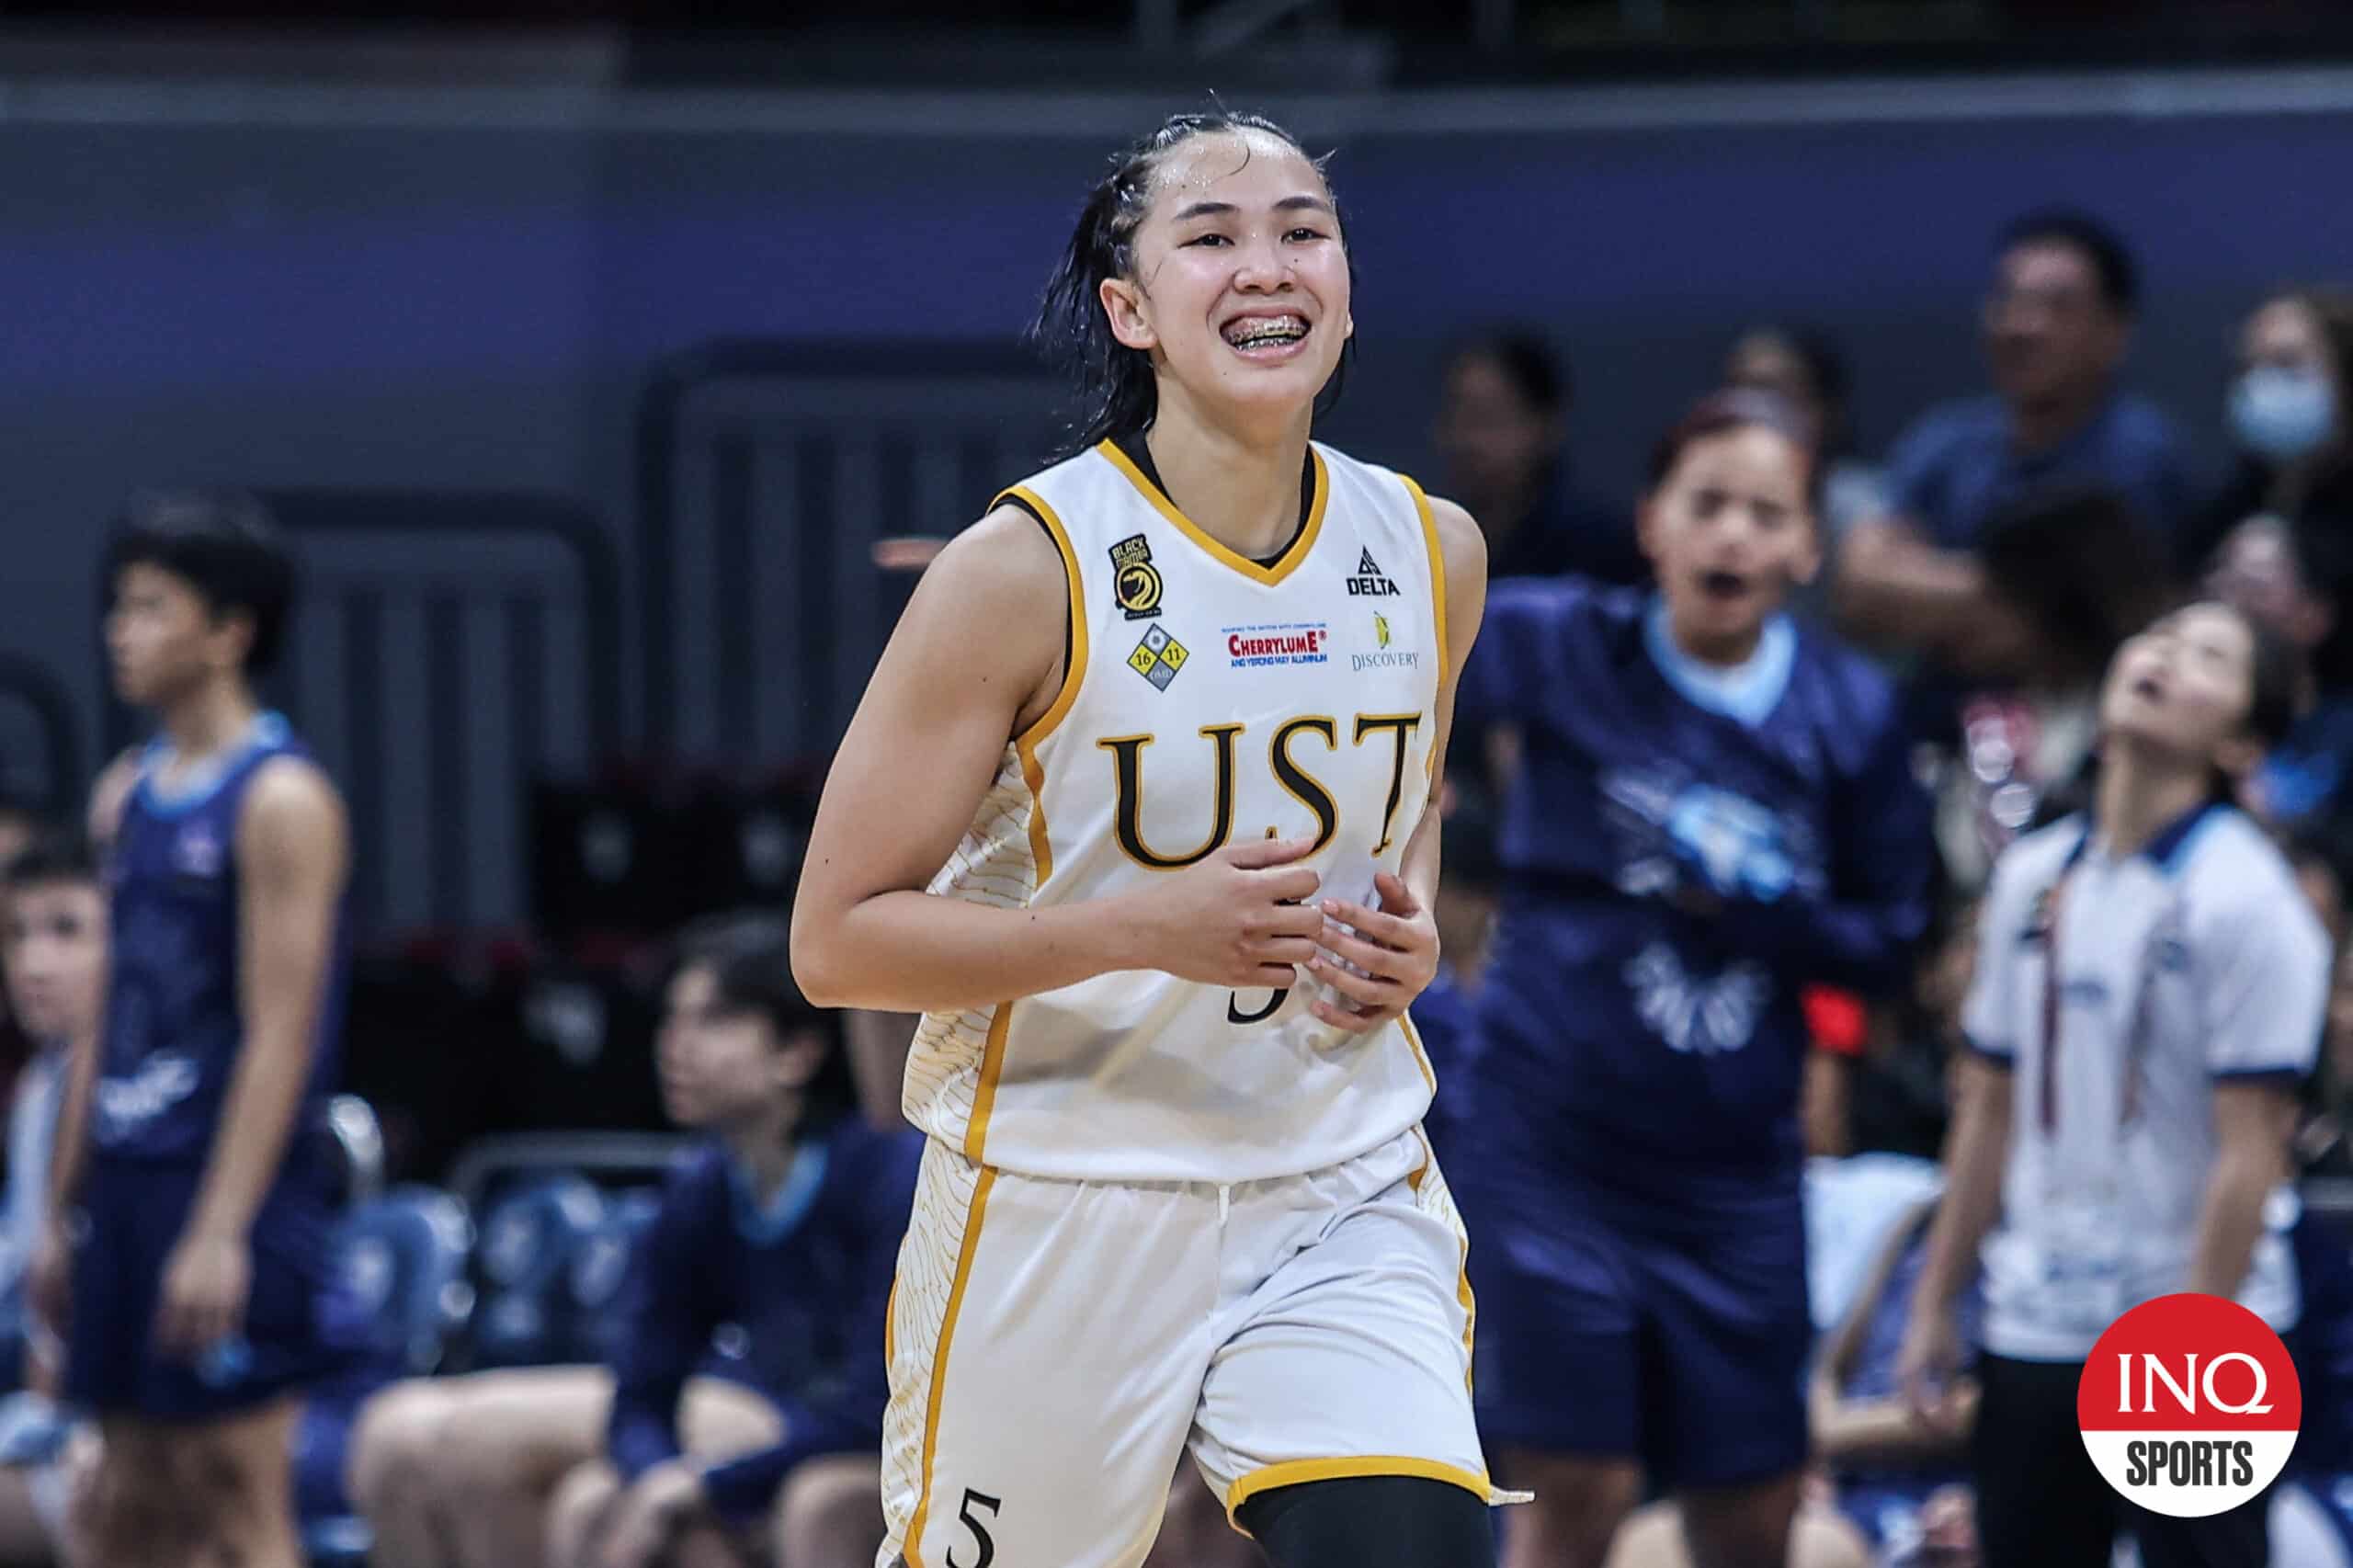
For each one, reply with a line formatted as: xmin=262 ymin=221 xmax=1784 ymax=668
xmin=961 ymin=1006 xmax=1012 ymax=1163
xmin=1225 ymin=1457 xmax=1492 ymax=1532
xmin=1398 ymin=473 xmax=1449 ymax=687
xmin=898 ymin=1160 xmax=998 ymax=1568
xmin=1406 ymin=1124 xmax=1478 ymax=1394
xmin=999 ymin=483 xmax=1090 ymax=890
xmin=1398 ymin=1010 xmax=1437 ymax=1094
xmin=1095 ymin=439 xmax=1330 ymax=587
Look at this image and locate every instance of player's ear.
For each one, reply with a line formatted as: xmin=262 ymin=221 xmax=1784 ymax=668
xmin=207 ymin=608 xmax=256 ymax=675
xmin=1100 ymin=276 xmax=1157 ymax=353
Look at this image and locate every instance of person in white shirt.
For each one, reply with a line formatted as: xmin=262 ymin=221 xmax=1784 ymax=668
xmin=1895 ymin=598 xmax=2325 ymax=1568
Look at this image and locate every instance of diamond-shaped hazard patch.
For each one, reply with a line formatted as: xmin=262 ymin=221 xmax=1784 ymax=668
xmin=1128 ymin=630 xmax=1189 ymax=690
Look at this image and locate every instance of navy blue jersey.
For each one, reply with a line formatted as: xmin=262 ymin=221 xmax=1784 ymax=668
xmin=606 ymin=1118 xmax=922 ymax=1522
xmin=97 ymin=713 xmax=348 ymax=1167
xmin=1456 ymin=582 xmax=1931 ymax=1187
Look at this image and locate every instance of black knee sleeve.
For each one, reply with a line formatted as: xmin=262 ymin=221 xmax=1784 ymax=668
xmin=1238 ymin=1475 xmax=1495 ymax=1568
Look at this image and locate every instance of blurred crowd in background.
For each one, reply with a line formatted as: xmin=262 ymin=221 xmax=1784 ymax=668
xmin=6 ymin=11 xmax=2353 ymax=1562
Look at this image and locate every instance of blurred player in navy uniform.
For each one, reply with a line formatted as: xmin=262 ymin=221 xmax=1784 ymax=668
xmin=1451 ymin=390 xmax=1933 ymax=1568
xmin=27 ymin=493 xmax=351 ymax=1568
xmin=347 ymin=915 xmax=915 ymax=1568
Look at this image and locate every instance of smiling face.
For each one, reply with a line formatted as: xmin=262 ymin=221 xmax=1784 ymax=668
xmin=1097 ymin=130 xmax=1353 ymax=431
xmin=1640 ymin=424 xmax=1819 ymax=665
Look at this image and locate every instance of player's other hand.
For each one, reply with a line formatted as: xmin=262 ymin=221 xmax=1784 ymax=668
xmin=153 ymin=1230 xmax=251 ymax=1361
xmin=1894 ymin=1302 xmax=1969 ymax=1437
xmin=1309 ymin=869 xmax=1438 ymax=1035
xmin=1144 ymin=835 xmax=1324 ymax=989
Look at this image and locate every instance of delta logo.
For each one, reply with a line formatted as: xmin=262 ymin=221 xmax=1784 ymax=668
xmin=1347 ymin=548 xmax=1402 ymax=597
xmin=2077 ymin=1293 xmax=2301 ymax=1518
xmin=1227 ymin=621 xmax=1330 ymax=668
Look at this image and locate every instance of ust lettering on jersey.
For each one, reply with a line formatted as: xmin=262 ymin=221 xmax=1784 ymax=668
xmin=904 ymin=438 xmax=1452 ymax=1184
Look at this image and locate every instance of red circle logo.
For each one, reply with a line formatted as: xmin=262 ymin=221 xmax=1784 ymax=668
xmin=2076 ymin=1293 xmax=2301 ymax=1518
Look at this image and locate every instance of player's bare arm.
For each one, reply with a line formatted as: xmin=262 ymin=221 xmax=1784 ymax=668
xmin=154 ymin=756 xmax=349 ymax=1357
xmin=792 ymin=506 xmax=1326 ymax=1015
xmin=1308 ymin=494 xmax=1488 ymax=1034
xmin=2187 ymin=1080 xmax=2298 ymax=1299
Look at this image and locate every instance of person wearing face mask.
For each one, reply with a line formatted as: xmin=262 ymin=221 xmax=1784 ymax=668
xmin=2189 ymin=288 xmax=2353 ymax=573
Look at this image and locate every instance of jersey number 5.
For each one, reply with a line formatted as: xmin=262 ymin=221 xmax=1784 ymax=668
xmin=948 ymin=1488 xmax=1001 ymax=1568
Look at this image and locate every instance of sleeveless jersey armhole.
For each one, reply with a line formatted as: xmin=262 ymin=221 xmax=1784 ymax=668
xmin=990 ymin=486 xmax=1088 ymax=752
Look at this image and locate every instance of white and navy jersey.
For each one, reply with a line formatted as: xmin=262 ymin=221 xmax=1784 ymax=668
xmin=1965 ymin=803 xmax=2327 ymax=1361
xmin=904 ymin=436 xmax=1449 ymax=1184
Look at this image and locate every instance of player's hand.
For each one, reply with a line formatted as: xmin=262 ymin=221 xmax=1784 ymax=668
xmin=27 ymin=1220 xmax=71 ymax=1336
xmin=597 ymin=1461 xmax=706 ymax=1568
xmin=153 ymin=1230 xmax=251 ymax=1361
xmin=1142 ymin=836 xmax=1326 ymax=989
xmin=1308 ymin=870 xmax=1439 ymax=1035
xmin=1894 ymin=1302 xmax=1968 ymax=1436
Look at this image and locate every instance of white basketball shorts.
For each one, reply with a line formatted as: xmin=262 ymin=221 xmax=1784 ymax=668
xmin=877 ymin=1124 xmax=1511 ymax=1568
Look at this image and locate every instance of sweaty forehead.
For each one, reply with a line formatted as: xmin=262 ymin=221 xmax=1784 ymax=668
xmin=1143 ymin=131 xmax=1324 ymax=210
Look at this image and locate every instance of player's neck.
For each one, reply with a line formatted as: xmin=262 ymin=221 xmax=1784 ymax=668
xmin=1142 ymin=401 xmax=1313 ymax=562
xmin=158 ymin=676 xmax=260 ymax=764
xmin=2092 ymin=743 xmax=2212 ymax=859
xmin=1665 ymin=608 xmax=1765 ymax=670
xmin=722 ymin=1095 xmax=805 ymax=1201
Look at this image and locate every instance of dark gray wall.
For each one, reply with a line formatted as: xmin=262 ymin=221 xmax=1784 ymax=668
xmin=6 ymin=76 xmax=2349 ymax=923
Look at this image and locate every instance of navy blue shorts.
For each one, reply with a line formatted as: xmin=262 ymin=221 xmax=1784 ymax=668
xmin=64 ymin=1155 xmax=337 ymax=1420
xmin=1463 ymin=1169 xmax=1810 ymax=1490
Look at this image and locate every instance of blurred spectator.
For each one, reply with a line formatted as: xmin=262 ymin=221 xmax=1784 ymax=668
xmin=0 ymin=830 xmax=102 ymax=1568
xmin=1809 ymin=1197 xmax=1983 ymax=1568
xmin=2207 ymin=508 xmax=2353 ymax=826
xmin=2189 ymin=286 xmax=2353 ymax=570
xmin=1725 ymin=324 xmax=1890 ymax=546
xmin=1830 ymin=892 xmax=1978 ymax=1168
xmin=0 ymin=798 xmax=40 ymax=1110
xmin=1899 ymin=600 xmax=2318 ymax=1568
xmin=1932 ymin=483 xmax=2177 ymax=889
xmin=347 ymin=915 xmax=915 ymax=1568
xmin=1432 ymin=327 xmax=1642 ymax=585
xmin=1411 ymin=784 xmax=1498 ymax=1168
xmin=1451 ymin=389 xmax=1931 ymax=1568
xmin=1836 ymin=210 xmax=2198 ymax=677
xmin=1595 ymin=1194 xmax=1984 ymax=1568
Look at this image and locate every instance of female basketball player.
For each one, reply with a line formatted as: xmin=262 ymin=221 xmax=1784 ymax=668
xmin=1898 ymin=599 xmax=2320 ymax=1568
xmin=791 ymin=110 xmax=1495 ymax=1568
xmin=1446 ymin=389 xmax=1935 ymax=1568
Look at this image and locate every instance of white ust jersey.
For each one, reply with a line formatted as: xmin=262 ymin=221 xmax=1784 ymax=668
xmin=904 ymin=437 xmax=1450 ymax=1185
